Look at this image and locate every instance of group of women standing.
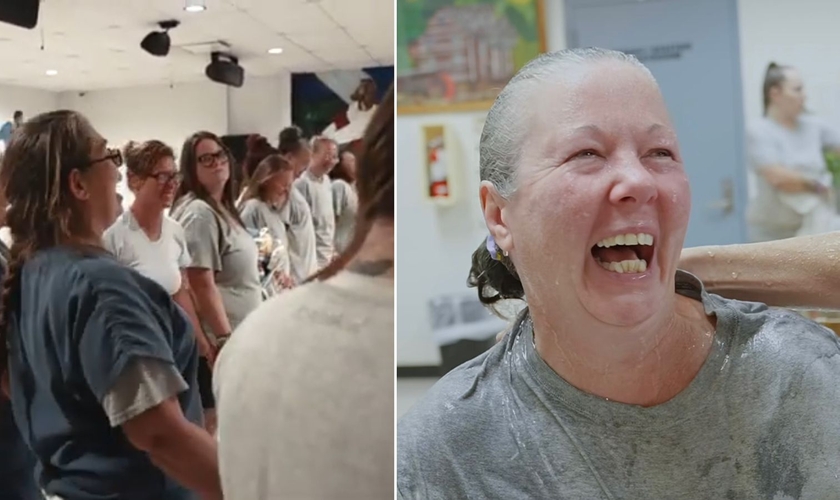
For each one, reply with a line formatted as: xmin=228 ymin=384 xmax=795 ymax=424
xmin=0 ymin=85 xmax=392 ymax=499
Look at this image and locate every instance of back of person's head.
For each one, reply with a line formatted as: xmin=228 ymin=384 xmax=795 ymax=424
xmin=330 ymin=148 xmax=356 ymax=183
xmin=242 ymin=134 xmax=276 ymax=182
xmin=278 ymin=126 xmax=306 ymax=155
xmin=12 ymin=111 xmax=22 ymax=121
xmin=351 ymin=78 xmax=378 ymax=108
xmin=762 ymin=62 xmax=794 ymax=115
xmin=0 ymin=109 xmax=102 ymax=376
xmin=466 ymin=48 xmax=654 ymax=309
xmin=175 ymin=130 xmax=243 ymax=226
xmin=123 ymin=139 xmax=175 ymax=191
xmin=311 ymin=85 xmax=393 ymax=282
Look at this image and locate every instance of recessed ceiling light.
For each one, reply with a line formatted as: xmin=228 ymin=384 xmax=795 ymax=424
xmin=267 ymin=47 xmax=284 ymax=54
xmin=45 ymin=69 xmax=58 ymax=76
xmin=184 ymin=0 xmax=206 ymax=12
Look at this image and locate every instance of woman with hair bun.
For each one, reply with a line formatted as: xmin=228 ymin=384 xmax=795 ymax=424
xmin=399 ymin=49 xmax=840 ymax=498
xmin=747 ymin=62 xmax=840 ymax=241
xmin=278 ymin=126 xmax=311 ymax=177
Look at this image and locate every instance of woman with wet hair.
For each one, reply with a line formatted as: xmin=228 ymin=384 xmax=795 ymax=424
xmin=0 ymin=110 xmax=220 ymax=499
xmin=215 ymin=86 xmax=394 ymax=499
xmin=170 ymin=131 xmax=262 ymax=434
xmin=747 ymin=62 xmax=840 ymax=241
xmin=398 ymin=49 xmax=840 ymax=498
xmin=330 ymin=148 xmax=358 ymax=253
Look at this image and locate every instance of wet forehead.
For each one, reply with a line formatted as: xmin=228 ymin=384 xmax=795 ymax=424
xmin=522 ymin=63 xmax=674 ymax=157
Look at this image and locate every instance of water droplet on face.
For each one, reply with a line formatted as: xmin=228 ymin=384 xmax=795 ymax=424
xmin=731 ymin=272 xmax=738 ymax=279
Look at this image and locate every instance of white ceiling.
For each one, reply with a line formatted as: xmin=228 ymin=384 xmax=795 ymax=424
xmin=0 ymin=0 xmax=394 ymax=91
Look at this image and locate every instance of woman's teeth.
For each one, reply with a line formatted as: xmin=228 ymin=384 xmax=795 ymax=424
xmin=597 ymin=259 xmax=647 ymax=274
xmin=596 ymin=233 xmax=654 ymax=247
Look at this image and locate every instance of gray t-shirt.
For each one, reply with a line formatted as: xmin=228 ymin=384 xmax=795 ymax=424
xmin=171 ymin=194 xmax=262 ymax=330
xmin=746 ymin=115 xmax=840 ymax=239
xmin=242 ymin=191 xmax=318 ymax=284
xmin=239 ymin=197 xmax=290 ymax=249
xmin=295 ymin=170 xmax=336 ymax=267
xmin=398 ymin=271 xmax=840 ymax=500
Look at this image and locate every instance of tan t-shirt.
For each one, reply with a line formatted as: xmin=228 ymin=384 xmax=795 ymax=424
xmin=214 ymin=271 xmax=394 ymax=499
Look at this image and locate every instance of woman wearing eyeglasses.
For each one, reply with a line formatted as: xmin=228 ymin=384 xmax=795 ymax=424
xmin=103 ymin=141 xmax=217 ymax=427
xmin=170 ymin=132 xmax=261 ymax=431
xmin=0 ymin=111 xmax=221 ymax=499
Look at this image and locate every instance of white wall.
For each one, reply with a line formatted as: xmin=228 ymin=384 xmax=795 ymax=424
xmin=58 ymin=81 xmax=229 ymax=157
xmin=227 ymin=74 xmax=292 ymax=147
xmin=0 ymin=84 xmax=59 ymax=135
xmin=56 ymin=75 xmax=292 ymax=207
xmin=396 ymin=1 xmax=566 ymax=366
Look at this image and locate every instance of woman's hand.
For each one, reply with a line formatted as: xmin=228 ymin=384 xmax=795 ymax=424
xmin=273 ymin=271 xmax=295 ymax=290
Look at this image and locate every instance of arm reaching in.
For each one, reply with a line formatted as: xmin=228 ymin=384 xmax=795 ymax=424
xmin=680 ymin=232 xmax=840 ymax=309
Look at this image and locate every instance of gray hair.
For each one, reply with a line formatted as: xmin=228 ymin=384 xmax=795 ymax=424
xmin=478 ymin=48 xmax=655 ymax=197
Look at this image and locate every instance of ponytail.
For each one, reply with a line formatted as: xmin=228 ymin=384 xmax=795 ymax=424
xmin=466 ymin=238 xmax=524 ymax=314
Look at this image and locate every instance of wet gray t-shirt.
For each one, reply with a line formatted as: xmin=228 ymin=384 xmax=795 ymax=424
xmin=398 ymin=272 xmax=840 ymax=500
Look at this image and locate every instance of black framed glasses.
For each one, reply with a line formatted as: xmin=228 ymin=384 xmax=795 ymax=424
xmin=149 ymin=171 xmax=182 ymax=185
xmin=197 ymin=150 xmax=229 ymax=168
xmin=88 ymin=148 xmax=123 ymax=168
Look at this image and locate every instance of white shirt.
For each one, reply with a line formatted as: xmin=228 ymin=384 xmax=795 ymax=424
xmin=103 ymin=210 xmax=191 ymax=295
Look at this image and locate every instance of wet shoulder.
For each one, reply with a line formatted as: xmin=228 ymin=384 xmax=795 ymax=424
xmin=714 ymin=295 xmax=840 ymax=377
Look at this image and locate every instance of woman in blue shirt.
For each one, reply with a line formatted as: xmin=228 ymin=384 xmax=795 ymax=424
xmin=0 ymin=110 xmax=221 ymax=500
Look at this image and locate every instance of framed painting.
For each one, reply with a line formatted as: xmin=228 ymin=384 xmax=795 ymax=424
xmin=397 ymin=0 xmax=546 ymax=115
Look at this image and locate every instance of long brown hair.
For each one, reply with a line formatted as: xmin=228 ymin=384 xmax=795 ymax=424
xmin=173 ymin=131 xmax=243 ymax=227
xmin=0 ymin=110 xmax=101 ymax=378
xmin=239 ymin=154 xmax=294 ymax=204
xmin=310 ymin=85 xmax=393 ymax=282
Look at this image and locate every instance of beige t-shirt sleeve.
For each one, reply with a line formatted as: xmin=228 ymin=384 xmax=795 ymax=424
xmin=102 ymin=357 xmax=189 ymax=427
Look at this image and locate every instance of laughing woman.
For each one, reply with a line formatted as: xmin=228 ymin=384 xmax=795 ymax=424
xmin=398 ymin=49 xmax=840 ymax=499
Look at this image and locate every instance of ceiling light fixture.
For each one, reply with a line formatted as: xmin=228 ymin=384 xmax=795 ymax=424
xmin=184 ymin=0 xmax=206 ymax=12
xmin=45 ymin=69 xmax=57 ymax=76
xmin=267 ymin=47 xmax=283 ymax=54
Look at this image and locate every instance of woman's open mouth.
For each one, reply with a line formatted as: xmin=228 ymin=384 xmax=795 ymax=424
xmin=590 ymin=233 xmax=655 ymax=274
